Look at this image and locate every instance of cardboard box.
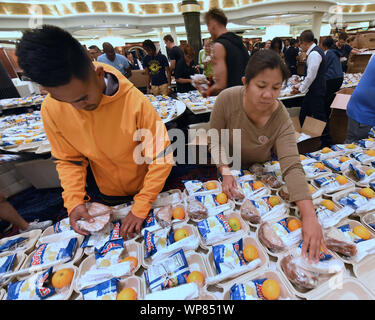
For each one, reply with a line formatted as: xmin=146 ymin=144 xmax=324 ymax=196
xmin=347 ymin=53 xmax=372 ymax=73
xmin=128 ymin=69 xmax=148 ymax=89
xmin=14 ymin=158 xmax=61 ymax=189
xmin=329 ymin=88 xmax=354 ymax=144
xmin=290 ymin=116 xmax=326 ymax=153
xmin=356 ymin=32 xmax=375 ymax=49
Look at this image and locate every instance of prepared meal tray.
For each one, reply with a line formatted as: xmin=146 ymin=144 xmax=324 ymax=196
xmin=332 ymin=187 xmax=375 ymax=217
xmin=220 ymin=270 xmax=297 ymax=300
xmin=152 ymin=189 xmax=185 ymax=208
xmin=16 ymin=233 xmax=84 ymax=281
xmin=239 ymin=195 xmax=289 ymax=229
xmin=76 ymin=275 xmax=146 ymax=300
xmin=204 ymin=235 xmax=269 ymax=286
xmin=311 ymin=173 xmax=355 ymax=196
xmin=331 ymin=143 xmax=362 ymax=155
xmin=74 ymin=239 xmax=142 ymax=294
xmin=353 ymin=254 xmax=375 ymax=296
xmin=0 ymin=251 xmax=26 ymax=288
xmin=141 ymin=222 xmax=200 ymax=268
xmin=361 ymin=211 xmax=375 ymax=233
xmin=303 ymin=277 xmax=375 ymax=300
xmin=302 ymin=161 xmax=332 ymax=180
xmin=323 ymin=219 xmax=375 ymax=266
xmin=186 ymin=193 xmax=235 ymax=223
xmin=197 ymin=211 xmax=250 ymax=249
xmin=256 ymin=216 xmax=303 ymax=259
xmin=306 ymin=147 xmax=343 ymax=161
xmin=260 ymin=171 xmax=285 ymax=192
xmin=322 ymin=155 xmax=357 ymax=173
xmin=4 ymin=263 xmax=78 ymax=300
xmin=350 ymin=149 xmax=375 ymax=165
xmin=355 ymin=137 xmax=375 ymax=150
xmin=277 ymin=242 xmax=345 ymax=299
xmin=0 ymin=229 xmax=42 ymax=258
xmin=143 ymin=250 xmax=211 ymax=300
xmin=183 ymin=180 xmax=222 ymax=197
xmin=343 ymin=163 xmax=375 ymax=187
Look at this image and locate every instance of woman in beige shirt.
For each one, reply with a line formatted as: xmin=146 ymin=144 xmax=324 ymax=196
xmin=209 ymin=49 xmax=327 ymax=263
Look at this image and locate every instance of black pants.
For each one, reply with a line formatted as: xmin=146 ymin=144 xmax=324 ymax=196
xmin=299 ymin=91 xmax=326 ymax=125
xmin=345 ymin=117 xmax=373 ymax=144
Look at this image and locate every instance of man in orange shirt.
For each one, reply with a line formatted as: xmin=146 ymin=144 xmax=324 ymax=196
xmin=16 ymin=25 xmax=173 ymax=239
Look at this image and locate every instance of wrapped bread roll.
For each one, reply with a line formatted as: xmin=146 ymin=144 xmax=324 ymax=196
xmin=249 ymin=163 xmax=264 ymax=178
xmin=155 ymin=205 xmax=173 ymax=228
xmin=240 ymin=199 xmax=261 ymax=224
xmin=324 ymin=228 xmax=358 ymax=257
xmin=262 ymin=174 xmax=283 ymax=189
xmin=77 ymin=202 xmax=112 ymax=233
xmin=187 ymin=198 xmax=208 ymax=220
xmin=258 ymin=222 xmax=285 ymax=252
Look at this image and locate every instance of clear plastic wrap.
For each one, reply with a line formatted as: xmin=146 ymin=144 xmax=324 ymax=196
xmin=258 ymin=222 xmax=285 ymax=252
xmin=77 ymin=202 xmax=112 ymax=233
xmin=240 ymin=199 xmax=261 ymax=224
xmin=186 ymin=198 xmax=208 ymax=220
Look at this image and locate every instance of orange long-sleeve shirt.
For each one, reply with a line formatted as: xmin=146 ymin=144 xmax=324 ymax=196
xmin=41 ymin=62 xmax=173 ymax=219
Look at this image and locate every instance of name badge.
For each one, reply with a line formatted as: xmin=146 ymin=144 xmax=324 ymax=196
xmin=258 ymin=136 xmax=269 ymax=144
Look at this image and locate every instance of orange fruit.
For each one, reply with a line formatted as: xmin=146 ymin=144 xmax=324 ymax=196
xmin=340 ymin=156 xmax=350 ymax=163
xmin=187 ymin=271 xmax=205 ymax=286
xmin=365 ymin=149 xmax=375 ymax=157
xmin=216 ymin=192 xmax=228 ymax=205
xmin=228 ymin=217 xmax=241 ymax=232
xmin=205 ymin=181 xmax=217 ymax=190
xmin=353 ymin=226 xmax=371 ymax=240
xmin=300 ymin=155 xmax=306 ymax=161
xmin=116 ymin=288 xmax=137 ymax=300
xmin=314 ymin=162 xmax=325 ymax=169
xmin=261 ymin=279 xmax=281 ymax=300
xmin=119 ymin=256 xmax=138 ymax=269
xmin=366 ymin=169 xmax=375 ymax=176
xmin=174 ymin=228 xmax=190 ymax=242
xmin=346 ymin=144 xmax=356 ymax=149
xmin=172 ymin=207 xmax=185 ymax=220
xmin=269 ymin=196 xmax=280 ymax=207
xmin=360 ymin=187 xmax=375 ymax=199
xmin=243 ymin=245 xmax=258 ymax=262
xmin=51 ymin=268 xmax=74 ymax=289
xmin=336 ymin=175 xmax=348 ymax=185
xmin=288 ymin=219 xmax=302 ymax=232
xmin=308 ymin=185 xmax=315 ymax=194
xmin=321 ymin=147 xmax=332 ymax=154
xmin=321 ymin=199 xmax=335 ymax=211
xmin=253 ymin=181 xmax=264 ymax=190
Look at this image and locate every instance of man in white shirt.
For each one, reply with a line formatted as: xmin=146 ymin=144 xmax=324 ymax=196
xmin=292 ymin=30 xmax=327 ymax=131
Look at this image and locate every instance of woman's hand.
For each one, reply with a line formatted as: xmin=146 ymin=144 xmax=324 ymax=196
xmin=296 ymin=199 xmax=328 ymax=263
xmin=221 ymin=174 xmax=239 ymax=200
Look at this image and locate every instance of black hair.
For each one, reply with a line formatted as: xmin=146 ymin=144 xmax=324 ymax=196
xmin=300 ymin=30 xmax=315 ymax=43
xmin=313 ymin=38 xmax=318 ymax=45
xmin=204 ymin=8 xmax=228 ymax=26
xmin=88 ymin=45 xmax=100 ymax=51
xmin=16 ymin=25 xmax=93 ymax=87
xmin=271 ymin=37 xmax=282 ymax=53
xmin=163 ymin=34 xmax=174 ymax=43
xmin=245 ymin=49 xmax=290 ymax=84
xmin=290 ymin=39 xmax=297 ymax=46
xmin=339 ymin=32 xmax=348 ymax=41
xmin=322 ymin=36 xmax=335 ymax=49
xmin=142 ymin=39 xmax=156 ymax=55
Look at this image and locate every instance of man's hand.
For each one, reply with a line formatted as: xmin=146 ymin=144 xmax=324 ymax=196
xmin=69 ymin=204 xmax=94 ymax=236
xmin=301 ymin=213 xmax=328 ymax=263
xmin=291 ymin=86 xmax=301 ymax=95
xmin=120 ymin=211 xmax=144 ymax=240
xmin=221 ymin=175 xmax=239 ymax=200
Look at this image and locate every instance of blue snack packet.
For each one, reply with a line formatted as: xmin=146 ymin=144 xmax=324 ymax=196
xmin=0 ymin=237 xmax=27 ymax=253
xmin=338 ymin=192 xmax=368 ymax=209
xmin=144 ymin=227 xmax=175 ymax=259
xmin=197 ymin=213 xmax=232 ymax=242
xmin=94 ymin=238 xmax=125 ymax=261
xmin=212 ymin=239 xmax=247 ymax=275
xmin=7 ymin=267 xmax=56 ymax=300
xmin=53 ymin=218 xmax=73 ymax=233
xmin=230 ymin=278 xmax=267 ymax=300
xmin=349 ymin=163 xmax=366 ymax=180
xmin=0 ymin=254 xmax=16 ymax=274
xmin=80 ymin=278 xmax=120 ymax=300
xmin=337 ymin=224 xmax=365 ymax=244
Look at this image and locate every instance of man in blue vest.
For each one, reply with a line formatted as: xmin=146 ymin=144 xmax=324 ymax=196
xmin=292 ymin=30 xmax=327 ymax=145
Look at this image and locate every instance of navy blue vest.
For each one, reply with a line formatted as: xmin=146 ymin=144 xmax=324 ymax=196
xmin=304 ymin=45 xmax=327 ymax=95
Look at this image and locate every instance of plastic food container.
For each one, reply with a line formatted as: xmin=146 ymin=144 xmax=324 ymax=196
xmin=220 ymin=270 xmax=297 ymax=300
xmin=0 ymin=288 xmax=5 ymax=300
xmin=233 ymin=184 xmax=271 ymax=207
xmin=0 ymin=251 xmax=26 ymax=288
xmin=17 ymin=234 xmax=84 ymax=281
xmin=0 ymin=229 xmax=42 ymax=258
xmin=361 ymin=212 xmax=375 ymax=233
xmin=256 ymin=215 xmax=303 ymax=259
xmin=204 ymin=234 xmax=269 ymax=286
xmin=198 ymin=211 xmax=250 ymax=250
xmin=343 ymin=164 xmax=375 ymax=188
xmin=353 ymin=254 xmax=375 ymax=296
xmin=303 ymin=163 xmax=332 ymax=181
xmin=183 ymin=180 xmax=222 ymax=198
xmin=152 ymin=189 xmax=185 ymax=208
xmin=311 ymin=173 xmax=356 ymax=197
xmin=304 ymin=277 xmax=375 ymax=300
xmin=142 ymin=222 xmax=200 ymax=268
xmin=332 ymin=188 xmax=375 ymax=217
xmin=75 ymin=239 xmax=142 ymax=293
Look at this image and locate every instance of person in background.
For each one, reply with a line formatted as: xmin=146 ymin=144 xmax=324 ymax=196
xmin=264 ymin=40 xmax=272 ymax=50
xmin=199 ymin=8 xmax=249 ymax=97
xmin=142 ymin=39 xmax=171 ymax=96
xmin=282 ymin=38 xmax=291 ymax=56
xmin=175 ymin=44 xmax=200 ymax=93
xmin=336 ymin=32 xmax=360 ymax=73
xmin=163 ymin=34 xmax=184 ymax=76
xmin=209 ymin=49 xmax=326 ymax=263
xmin=0 ymin=192 xmax=52 ymax=234
xmin=322 ymin=36 xmax=344 ymax=147
xmin=88 ymin=45 xmax=102 ymax=61
xmin=126 ymin=51 xmax=142 ymax=70
xmin=97 ymin=42 xmax=132 ymax=78
xmin=284 ymin=39 xmax=299 ymax=75
xmin=292 ymin=30 xmax=327 ymax=132
xmin=198 ymin=38 xmax=213 ymax=80
xmin=271 ymin=37 xmax=283 ymax=57
xmin=16 ymin=25 xmax=173 ymax=239
xmin=345 ymin=55 xmax=375 ymax=143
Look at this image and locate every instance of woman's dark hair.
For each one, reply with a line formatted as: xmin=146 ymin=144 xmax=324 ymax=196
xmin=339 ymin=32 xmax=348 ymax=41
xmin=271 ymin=37 xmax=282 ymax=53
xmin=322 ymin=36 xmax=335 ymax=49
xmin=16 ymin=25 xmax=93 ymax=87
xmin=142 ymin=39 xmax=156 ymax=54
xmin=183 ymin=44 xmax=195 ymax=58
xmin=244 ymin=49 xmax=290 ymax=85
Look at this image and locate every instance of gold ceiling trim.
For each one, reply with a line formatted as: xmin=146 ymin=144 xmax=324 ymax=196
xmin=3 ymin=3 xmax=30 ymax=15
xmin=70 ymin=2 xmax=90 ymax=14
xmin=209 ymin=0 xmax=220 ymax=9
xmin=110 ymin=2 xmax=124 ymax=13
xmin=92 ymin=1 xmax=108 ymax=13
